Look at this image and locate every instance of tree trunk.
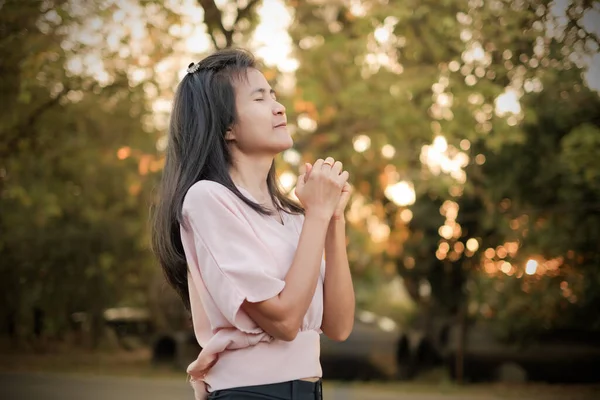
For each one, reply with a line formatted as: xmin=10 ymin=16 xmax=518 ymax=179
xmin=456 ymin=294 xmax=467 ymax=384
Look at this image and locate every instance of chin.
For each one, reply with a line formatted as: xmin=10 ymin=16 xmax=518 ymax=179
xmin=283 ymin=136 xmax=294 ymax=150
xmin=273 ymin=133 xmax=294 ymax=153
xmin=273 ymin=141 xmax=293 ymax=155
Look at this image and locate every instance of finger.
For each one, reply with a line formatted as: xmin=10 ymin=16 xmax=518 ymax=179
xmin=299 ymin=163 xmax=307 ymax=175
xmin=313 ymin=158 xmax=324 ymax=171
xmin=300 ymin=162 xmax=311 ymax=175
xmin=296 ymin=172 xmax=306 ymax=187
xmin=322 ymin=156 xmax=335 ymax=169
xmin=331 ymin=160 xmax=343 ymax=175
xmin=338 ymin=170 xmax=349 ymax=184
xmin=303 ymin=163 xmax=313 ymax=183
xmin=294 ymin=174 xmax=305 ymax=195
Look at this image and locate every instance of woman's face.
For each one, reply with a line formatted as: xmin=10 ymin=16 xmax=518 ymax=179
xmin=227 ymin=68 xmax=292 ymax=156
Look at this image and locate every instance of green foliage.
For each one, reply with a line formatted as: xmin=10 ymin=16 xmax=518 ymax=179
xmin=2 ymin=0 xmax=598 ymax=347
xmin=0 ymin=0 xmax=270 ymax=345
xmin=471 ymin=65 xmax=600 ymax=335
xmin=560 ymin=123 xmax=600 ymax=190
xmin=0 ymin=0 xmax=171 ymax=344
xmin=287 ymin=0 xmax=600 ymax=338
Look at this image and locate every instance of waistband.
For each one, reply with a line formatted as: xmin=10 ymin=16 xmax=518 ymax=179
xmin=209 ymin=379 xmax=323 ymax=399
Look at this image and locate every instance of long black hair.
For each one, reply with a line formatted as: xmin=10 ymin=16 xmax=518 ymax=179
xmin=151 ymin=48 xmax=303 ymax=310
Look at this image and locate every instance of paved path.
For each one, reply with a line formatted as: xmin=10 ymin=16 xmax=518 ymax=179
xmin=3 ymin=373 xmax=192 ymax=400
xmin=0 ymin=373 xmax=432 ymax=400
xmin=1 ymin=373 xmax=597 ymax=400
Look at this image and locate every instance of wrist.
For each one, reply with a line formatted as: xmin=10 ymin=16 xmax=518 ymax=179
xmin=329 ymin=216 xmax=346 ymax=226
xmin=305 ymin=209 xmax=333 ymax=224
xmin=327 ymin=217 xmax=346 ymax=239
xmin=329 ymin=216 xmax=346 ymax=229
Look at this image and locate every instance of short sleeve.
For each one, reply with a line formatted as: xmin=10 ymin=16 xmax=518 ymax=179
xmin=182 ymin=182 xmax=285 ymax=333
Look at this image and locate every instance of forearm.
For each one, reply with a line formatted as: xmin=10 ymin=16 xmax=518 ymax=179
xmin=279 ymin=213 xmax=330 ymax=328
xmin=321 ymin=218 xmax=355 ymax=341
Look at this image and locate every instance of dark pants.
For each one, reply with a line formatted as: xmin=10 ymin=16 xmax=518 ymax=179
xmin=207 ymin=379 xmax=323 ymax=400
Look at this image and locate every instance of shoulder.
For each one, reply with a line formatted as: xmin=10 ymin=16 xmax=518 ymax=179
xmin=185 ymin=180 xmax=230 ymax=199
xmin=183 ymin=180 xmax=238 ymax=213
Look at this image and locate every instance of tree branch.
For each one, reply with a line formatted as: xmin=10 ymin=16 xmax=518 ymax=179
xmin=0 ymin=86 xmax=70 ymax=160
xmin=564 ymin=3 xmax=600 ymax=49
xmin=235 ymin=0 xmax=261 ymax=25
xmin=198 ymin=0 xmax=227 ymax=41
xmin=569 ymin=17 xmax=600 ymax=49
xmin=198 ymin=0 xmax=262 ymax=49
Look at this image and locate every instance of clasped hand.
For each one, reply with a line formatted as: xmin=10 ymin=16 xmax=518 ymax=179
xmin=294 ymin=157 xmax=351 ymax=221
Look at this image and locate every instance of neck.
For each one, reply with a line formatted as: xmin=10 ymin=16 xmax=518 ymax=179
xmin=229 ymin=151 xmax=274 ymax=203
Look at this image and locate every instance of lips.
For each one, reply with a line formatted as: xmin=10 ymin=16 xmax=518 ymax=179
xmin=274 ymin=122 xmax=287 ymax=128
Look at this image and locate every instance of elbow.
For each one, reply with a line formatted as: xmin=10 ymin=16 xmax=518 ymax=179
xmin=278 ymin=329 xmax=299 ymax=342
xmin=273 ymin=317 xmax=301 ymax=342
xmin=324 ymin=321 xmax=354 ymax=342
xmin=242 ymin=296 xmax=301 ymax=341
xmin=328 ymin=329 xmax=352 ymax=342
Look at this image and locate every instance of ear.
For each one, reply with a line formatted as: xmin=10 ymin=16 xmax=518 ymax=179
xmin=224 ymin=126 xmax=235 ymax=141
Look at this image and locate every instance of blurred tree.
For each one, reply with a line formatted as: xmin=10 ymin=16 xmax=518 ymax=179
xmin=0 ymin=0 xmax=177 ymax=347
xmin=286 ymin=0 xmax=600 ymax=350
xmin=469 ymin=65 xmax=600 ymax=339
xmin=0 ymin=0 xmax=268 ymax=347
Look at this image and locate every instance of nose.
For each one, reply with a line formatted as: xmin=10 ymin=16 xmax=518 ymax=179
xmin=273 ymin=100 xmax=285 ymax=115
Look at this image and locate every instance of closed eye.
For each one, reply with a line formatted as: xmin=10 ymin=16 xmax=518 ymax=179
xmin=251 ymin=88 xmax=277 ymax=101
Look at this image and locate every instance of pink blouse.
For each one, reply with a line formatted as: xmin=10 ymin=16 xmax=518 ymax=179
xmin=180 ymin=180 xmax=325 ymax=399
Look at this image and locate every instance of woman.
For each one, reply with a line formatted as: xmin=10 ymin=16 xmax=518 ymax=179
xmin=152 ymin=48 xmax=355 ymax=400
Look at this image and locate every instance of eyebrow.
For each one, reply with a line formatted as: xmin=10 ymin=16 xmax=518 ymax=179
xmin=250 ymin=88 xmax=276 ymax=97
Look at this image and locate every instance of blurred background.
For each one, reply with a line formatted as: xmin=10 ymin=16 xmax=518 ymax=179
xmin=1 ymin=0 xmax=600 ymax=399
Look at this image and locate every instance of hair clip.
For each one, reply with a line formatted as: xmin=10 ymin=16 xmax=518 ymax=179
xmin=187 ymin=62 xmax=200 ymax=74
